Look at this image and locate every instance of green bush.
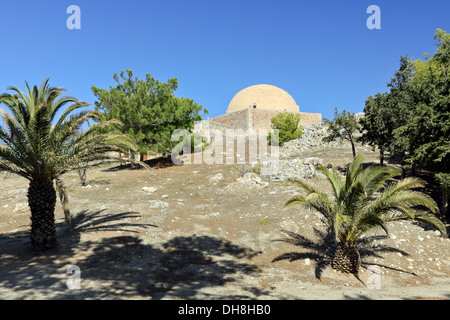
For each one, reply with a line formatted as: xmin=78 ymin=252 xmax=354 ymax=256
xmin=268 ymin=112 xmax=303 ymax=146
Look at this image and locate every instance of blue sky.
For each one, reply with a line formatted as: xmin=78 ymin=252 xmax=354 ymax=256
xmin=1 ymin=0 xmax=449 ymax=120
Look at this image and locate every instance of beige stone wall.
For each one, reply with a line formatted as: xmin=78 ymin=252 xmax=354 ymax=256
xmin=299 ymin=112 xmax=322 ymax=126
xmin=212 ymin=109 xmax=249 ymax=130
xmin=249 ymin=109 xmax=322 ymax=131
xmin=208 ymin=108 xmax=322 ymax=133
xmin=249 ymin=109 xmax=280 ymax=132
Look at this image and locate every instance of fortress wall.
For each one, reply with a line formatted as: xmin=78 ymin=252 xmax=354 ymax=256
xmin=250 ymin=109 xmax=280 ymax=132
xmin=299 ymin=112 xmax=322 ymax=126
xmin=250 ymin=109 xmax=322 ymax=131
xmin=208 ymin=109 xmax=322 ymax=134
xmin=210 ymin=109 xmax=250 ymax=131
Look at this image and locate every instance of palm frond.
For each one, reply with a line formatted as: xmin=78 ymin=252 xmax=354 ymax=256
xmin=0 ymin=78 xmax=144 ymax=183
xmin=283 ymin=154 xmax=447 ymax=247
xmin=285 ymin=192 xmax=335 ymax=230
xmin=345 ymin=154 xmax=365 ymax=188
xmin=356 ymin=165 xmax=400 ymax=198
xmin=289 ymin=178 xmax=321 ymax=195
xmin=316 ymin=166 xmax=344 ymax=201
xmin=413 ymin=211 xmax=447 ymax=236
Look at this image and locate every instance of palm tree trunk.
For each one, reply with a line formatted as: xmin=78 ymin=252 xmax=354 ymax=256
xmin=27 ymin=180 xmax=57 ymax=251
xmin=332 ymin=243 xmax=361 ymax=274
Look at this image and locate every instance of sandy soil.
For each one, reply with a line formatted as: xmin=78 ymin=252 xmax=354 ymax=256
xmin=0 ymin=144 xmax=449 ymax=300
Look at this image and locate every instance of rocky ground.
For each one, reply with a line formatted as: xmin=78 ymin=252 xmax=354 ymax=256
xmin=0 ymin=124 xmax=449 ymax=300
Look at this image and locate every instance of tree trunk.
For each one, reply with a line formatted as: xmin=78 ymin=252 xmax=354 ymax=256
xmin=76 ymin=167 xmax=87 ymax=187
xmin=379 ymin=149 xmax=384 ymax=166
xmin=140 ymin=153 xmax=148 ymax=161
xmin=27 ymin=180 xmax=57 ymax=251
xmin=55 ymin=178 xmax=71 ymax=225
xmin=442 ymin=190 xmax=448 ymax=219
xmin=350 ymin=137 xmax=356 ymax=158
xmin=332 ymin=243 xmax=361 ymax=274
xmin=400 ymin=155 xmax=406 ymax=179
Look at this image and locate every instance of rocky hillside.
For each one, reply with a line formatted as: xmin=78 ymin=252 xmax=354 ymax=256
xmin=272 ymin=119 xmax=374 ymax=182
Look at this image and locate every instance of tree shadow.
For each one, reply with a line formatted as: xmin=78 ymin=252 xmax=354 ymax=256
xmin=103 ymin=156 xmax=181 ymax=172
xmin=53 ymin=209 xmax=158 ymax=256
xmin=271 ymin=229 xmax=335 ymax=280
xmin=70 ymin=209 xmax=158 ymax=234
xmin=0 ymin=212 xmax=270 ymax=299
xmin=342 ymin=293 xmax=373 ymax=300
xmin=77 ymin=235 xmax=264 ymax=299
xmin=0 ymin=210 xmax=157 ymax=299
xmin=271 ymin=228 xmax=415 ymax=281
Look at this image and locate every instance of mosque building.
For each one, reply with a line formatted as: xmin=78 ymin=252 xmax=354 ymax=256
xmin=198 ymin=84 xmax=322 ymax=135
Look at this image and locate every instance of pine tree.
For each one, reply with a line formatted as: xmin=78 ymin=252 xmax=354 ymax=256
xmin=92 ymin=70 xmax=208 ymax=159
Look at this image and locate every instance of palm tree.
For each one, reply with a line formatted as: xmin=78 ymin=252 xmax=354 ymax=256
xmin=0 ymin=78 xmax=137 ymax=251
xmin=285 ymin=155 xmax=447 ymax=274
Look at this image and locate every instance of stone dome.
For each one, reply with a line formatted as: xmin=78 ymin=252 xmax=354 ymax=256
xmin=227 ymin=84 xmax=299 ymax=113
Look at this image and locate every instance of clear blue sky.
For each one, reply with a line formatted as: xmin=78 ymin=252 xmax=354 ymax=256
xmin=1 ymin=0 xmax=449 ymax=120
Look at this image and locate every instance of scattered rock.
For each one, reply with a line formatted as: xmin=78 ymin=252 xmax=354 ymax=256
xmin=303 ymin=157 xmax=323 ymax=166
xmin=280 ymin=119 xmax=364 ymax=157
xmin=13 ymin=203 xmax=29 ymax=213
xmin=142 ymin=186 xmax=157 ymax=193
xmin=236 ymin=173 xmax=269 ymax=188
xmin=272 ymin=157 xmax=324 ymax=182
xmin=148 ymin=200 xmax=169 ymax=208
xmin=210 ymin=173 xmax=224 ymax=182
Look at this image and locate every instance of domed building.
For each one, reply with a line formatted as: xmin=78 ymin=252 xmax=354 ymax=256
xmin=227 ymin=84 xmax=300 ymax=114
xmin=198 ymin=84 xmax=322 ymax=135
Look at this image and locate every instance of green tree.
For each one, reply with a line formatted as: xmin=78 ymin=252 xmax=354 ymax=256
xmin=268 ymin=112 xmax=303 ymax=146
xmin=359 ymin=29 xmax=449 ymax=217
xmin=406 ymin=30 xmax=450 ymax=174
xmin=323 ymin=108 xmax=360 ymax=158
xmin=359 ymin=93 xmax=396 ymax=166
xmin=384 ymin=32 xmax=450 ymax=178
xmin=92 ymin=70 xmax=208 ymax=160
xmin=0 ymin=79 xmax=136 ymax=251
xmin=285 ymin=155 xmax=446 ymax=274
xmin=359 ymin=56 xmax=416 ymax=174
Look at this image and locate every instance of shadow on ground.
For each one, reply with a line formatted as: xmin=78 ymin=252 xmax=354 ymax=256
xmin=0 ymin=210 xmax=266 ymax=299
xmin=103 ymin=156 xmax=181 ymax=172
xmin=271 ymin=228 xmax=416 ymax=281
